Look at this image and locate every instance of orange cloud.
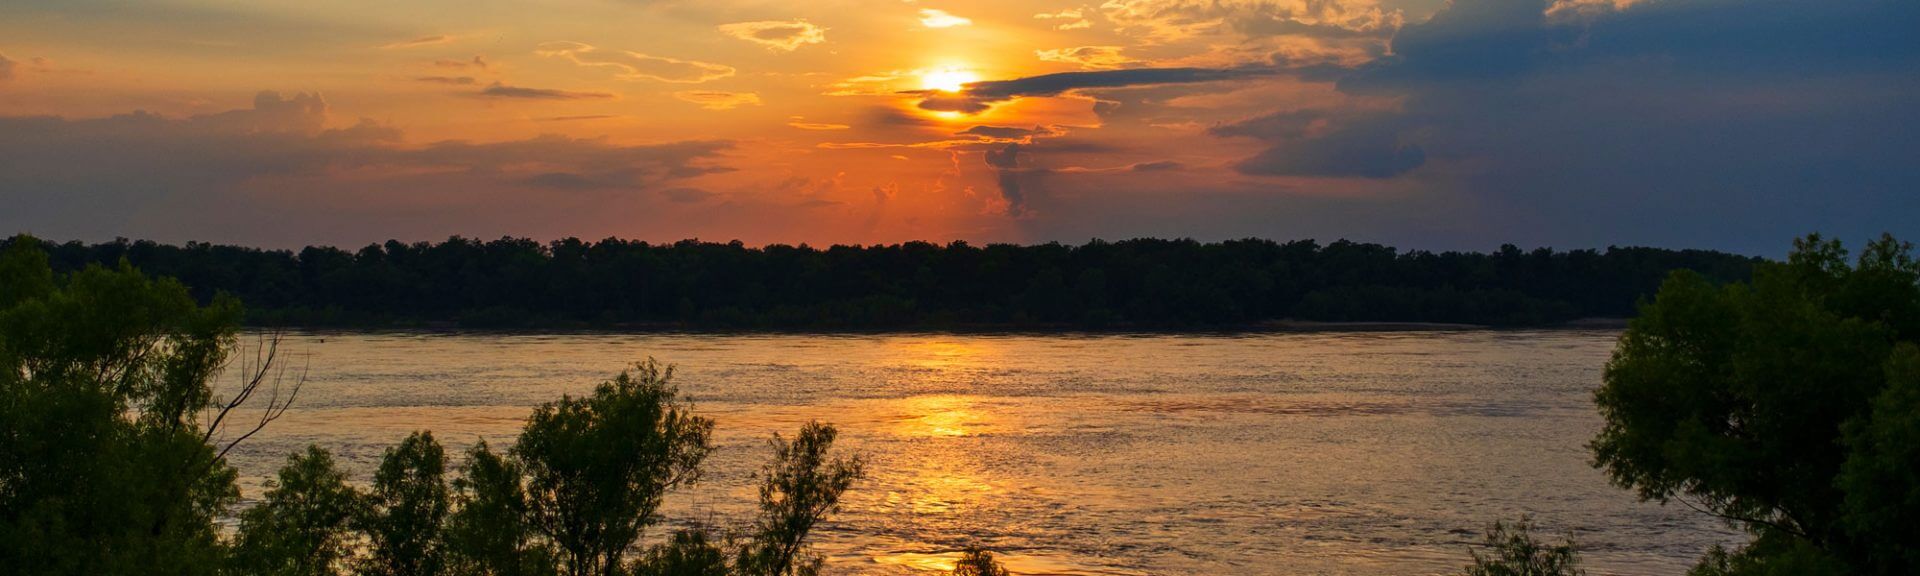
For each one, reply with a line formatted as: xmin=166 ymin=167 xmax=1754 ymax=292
xmin=536 ymin=41 xmax=735 ymax=83
xmin=380 ymin=34 xmax=457 ymax=49
xmin=675 ymin=91 xmax=763 ymax=110
xmin=1036 ymin=46 xmax=1137 ymax=69
xmin=719 ymin=20 xmax=828 ymax=51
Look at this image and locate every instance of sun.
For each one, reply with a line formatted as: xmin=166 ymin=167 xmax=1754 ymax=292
xmin=921 ymin=68 xmax=979 ymax=93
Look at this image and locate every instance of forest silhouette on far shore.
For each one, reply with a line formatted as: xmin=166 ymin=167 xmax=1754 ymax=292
xmin=8 ymin=236 xmax=1758 ymax=330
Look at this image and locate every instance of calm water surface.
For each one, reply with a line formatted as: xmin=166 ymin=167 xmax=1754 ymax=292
xmin=219 ymin=330 xmax=1739 ymax=575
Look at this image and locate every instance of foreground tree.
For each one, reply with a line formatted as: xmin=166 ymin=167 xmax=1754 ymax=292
xmin=361 ymin=431 xmax=453 ymax=576
xmin=950 ymin=548 xmax=1011 ymax=576
xmin=230 ymin=446 xmax=366 ymax=576
xmin=736 ymin=422 xmax=866 ymax=576
xmin=1593 ymin=233 xmax=1920 ymax=574
xmin=2 ymin=236 xmax=866 ymax=576
xmin=445 ymin=441 xmax=554 ymax=576
xmin=1459 ymin=518 xmax=1584 ymax=576
xmin=515 ymin=361 xmax=715 ymax=576
xmin=0 ymin=236 xmax=298 ymax=575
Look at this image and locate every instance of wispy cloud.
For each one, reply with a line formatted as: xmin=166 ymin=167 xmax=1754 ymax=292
xmin=536 ymin=41 xmax=735 ymax=83
xmin=478 ymin=82 xmax=616 ymax=100
xmin=415 ymin=76 xmax=476 ymax=85
xmin=537 ymin=114 xmax=622 ymax=122
xmin=1036 ymin=46 xmax=1137 ymax=70
xmin=719 ymin=20 xmax=828 ymax=51
xmin=788 ymin=121 xmax=851 ymax=130
xmin=674 ymin=91 xmax=762 ymax=110
xmin=919 ymin=9 xmax=972 ymax=28
xmin=381 ymin=34 xmax=456 ymax=49
xmin=434 ymin=56 xmax=489 ymax=69
xmin=1034 ymin=8 xmax=1092 ymax=30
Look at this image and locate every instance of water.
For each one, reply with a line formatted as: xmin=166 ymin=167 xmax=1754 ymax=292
xmin=216 ymin=330 xmax=1741 ymax=575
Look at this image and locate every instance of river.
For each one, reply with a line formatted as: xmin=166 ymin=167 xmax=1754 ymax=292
xmin=217 ymin=330 xmax=1740 ymax=575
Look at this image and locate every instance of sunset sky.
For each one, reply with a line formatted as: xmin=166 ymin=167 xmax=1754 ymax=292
xmin=1 ymin=0 xmax=1914 ymax=253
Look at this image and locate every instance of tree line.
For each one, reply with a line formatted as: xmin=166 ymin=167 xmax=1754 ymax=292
xmin=6 ymin=236 xmax=1759 ymax=329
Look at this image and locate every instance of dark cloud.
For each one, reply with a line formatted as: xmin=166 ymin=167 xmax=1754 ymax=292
xmin=917 ymin=67 xmax=1278 ymax=114
xmin=984 ymin=144 xmax=1031 ymax=216
xmin=478 ymin=82 xmax=616 ymax=100
xmin=658 ymin=187 xmax=717 ymax=203
xmin=955 ymin=125 xmax=1063 ymax=141
xmin=1308 ymin=0 xmax=1920 ymax=250
xmin=1211 ymin=109 xmax=1426 ymax=178
xmin=0 ymin=92 xmax=734 ymax=246
xmin=434 ymin=56 xmax=488 ymax=69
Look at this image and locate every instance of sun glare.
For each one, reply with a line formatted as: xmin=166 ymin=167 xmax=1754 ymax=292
xmin=921 ymin=68 xmax=979 ymax=93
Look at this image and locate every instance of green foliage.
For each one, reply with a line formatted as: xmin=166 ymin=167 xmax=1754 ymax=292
xmin=445 ymin=441 xmax=554 ymax=576
xmin=1459 ymin=518 xmax=1583 ymax=576
xmin=12 ymin=235 xmax=1762 ymax=329
xmin=1593 ymin=233 xmax=1920 ymax=574
xmin=3 ymin=237 xmax=870 ymax=576
xmin=514 ymin=360 xmax=715 ymax=576
xmin=950 ymin=548 xmax=1011 ymax=576
xmin=361 ymin=431 xmax=453 ymax=576
xmin=630 ymin=529 xmax=732 ymax=576
xmin=1837 ymin=345 xmax=1920 ymax=573
xmin=0 ymin=234 xmax=244 ymax=575
xmin=736 ymin=422 xmax=865 ymax=576
xmin=231 ymin=446 xmax=367 ymax=576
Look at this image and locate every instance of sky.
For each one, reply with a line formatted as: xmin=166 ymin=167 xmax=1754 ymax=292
xmin=0 ymin=0 xmax=1914 ymax=254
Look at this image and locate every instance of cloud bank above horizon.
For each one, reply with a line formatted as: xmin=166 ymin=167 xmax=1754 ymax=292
xmin=0 ymin=0 xmax=1914 ymax=254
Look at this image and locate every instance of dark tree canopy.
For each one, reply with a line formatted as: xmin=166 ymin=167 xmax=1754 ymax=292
xmin=1593 ymin=233 xmax=1920 ymax=575
xmin=0 ymin=236 xmax=869 ymax=576
xmin=5 ymin=236 xmax=1759 ymax=329
xmin=0 ymin=237 xmax=250 ymax=576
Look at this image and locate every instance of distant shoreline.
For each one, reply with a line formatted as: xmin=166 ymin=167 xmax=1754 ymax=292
xmin=246 ymin=317 xmax=1632 ymax=335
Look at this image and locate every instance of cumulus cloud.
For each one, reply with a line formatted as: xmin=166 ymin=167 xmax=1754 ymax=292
xmin=674 ymin=91 xmax=762 ymax=110
xmin=718 ymin=20 xmax=827 ymax=51
xmin=478 ymin=82 xmax=616 ymax=100
xmin=919 ymin=9 xmax=972 ymax=28
xmin=0 ymin=53 xmax=14 ymax=81
xmin=536 ymin=41 xmax=735 ymax=83
xmin=0 ymin=92 xmax=734 ymax=245
xmin=1036 ymin=46 xmax=1138 ymax=69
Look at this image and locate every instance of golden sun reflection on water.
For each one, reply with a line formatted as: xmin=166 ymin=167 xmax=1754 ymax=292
xmin=899 ymin=394 xmax=983 ymax=437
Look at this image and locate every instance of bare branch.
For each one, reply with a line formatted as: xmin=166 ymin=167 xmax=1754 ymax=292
xmin=189 ymin=330 xmax=307 ymax=470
